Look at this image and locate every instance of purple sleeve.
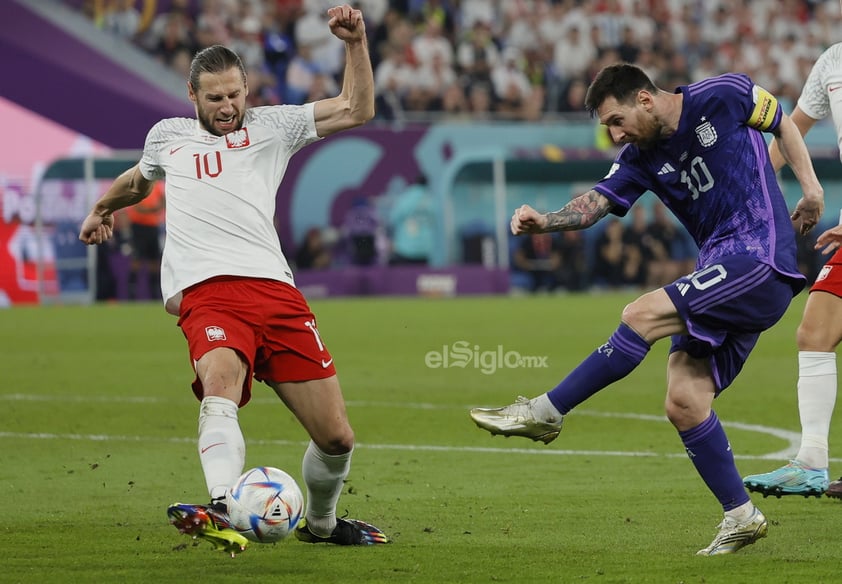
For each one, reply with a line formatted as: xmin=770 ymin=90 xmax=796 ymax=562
xmin=591 ymin=146 xmax=649 ymax=217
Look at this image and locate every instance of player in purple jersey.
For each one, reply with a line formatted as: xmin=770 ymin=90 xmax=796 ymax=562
xmin=470 ymin=64 xmax=825 ymax=555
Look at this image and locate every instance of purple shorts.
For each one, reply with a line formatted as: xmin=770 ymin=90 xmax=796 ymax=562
xmin=664 ymin=256 xmax=802 ymax=393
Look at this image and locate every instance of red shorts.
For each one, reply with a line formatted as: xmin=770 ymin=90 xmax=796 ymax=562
xmin=178 ymin=277 xmax=336 ymax=406
xmin=811 ymin=247 xmax=842 ymax=297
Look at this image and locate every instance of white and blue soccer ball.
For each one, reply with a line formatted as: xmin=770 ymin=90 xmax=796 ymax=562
xmin=226 ymin=466 xmax=304 ymax=543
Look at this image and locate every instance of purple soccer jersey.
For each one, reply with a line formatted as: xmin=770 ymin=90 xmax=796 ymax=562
xmin=592 ymin=73 xmax=805 ymax=287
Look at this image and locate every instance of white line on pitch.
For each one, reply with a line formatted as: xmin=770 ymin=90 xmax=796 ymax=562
xmin=0 ymin=393 xmax=822 ymax=462
xmin=0 ymin=430 xmax=835 ymax=463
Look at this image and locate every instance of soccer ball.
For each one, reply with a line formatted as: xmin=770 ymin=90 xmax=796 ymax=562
xmin=226 ymin=466 xmax=304 ymax=543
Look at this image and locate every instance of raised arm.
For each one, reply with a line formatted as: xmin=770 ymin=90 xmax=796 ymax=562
xmin=511 ymin=190 xmax=613 ymax=235
xmin=771 ymin=110 xmax=824 ymax=234
xmin=313 ymin=5 xmax=374 ymax=137
xmin=79 ymin=164 xmax=154 ymax=244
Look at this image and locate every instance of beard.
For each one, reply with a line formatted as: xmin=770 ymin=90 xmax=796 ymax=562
xmin=196 ymin=105 xmax=244 ymax=137
xmin=631 ymin=117 xmax=666 ymax=150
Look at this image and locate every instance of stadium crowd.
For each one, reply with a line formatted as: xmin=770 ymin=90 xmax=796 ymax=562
xmin=77 ymin=0 xmax=842 ymax=121
xmin=72 ymin=0 xmax=835 ymax=297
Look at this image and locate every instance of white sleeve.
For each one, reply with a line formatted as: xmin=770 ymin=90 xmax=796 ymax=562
xmin=797 ymin=43 xmax=842 ymax=163
xmin=250 ymin=104 xmax=320 ymax=155
xmin=138 ymin=121 xmax=168 ymax=181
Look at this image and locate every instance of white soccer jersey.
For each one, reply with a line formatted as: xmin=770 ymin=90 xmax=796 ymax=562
xmin=139 ymin=103 xmax=321 ymax=313
xmin=798 ymin=42 xmax=842 ymax=159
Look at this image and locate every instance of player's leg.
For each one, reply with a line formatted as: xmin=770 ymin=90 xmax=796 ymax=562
xmin=673 ymin=260 xmax=800 ymax=553
xmin=167 ymin=345 xmax=250 ymax=555
xmin=257 ymin=280 xmax=387 ymax=544
xmin=167 ymin=280 xmax=259 ymax=553
xmin=169 ymin=347 xmax=252 ymax=553
xmin=269 ymin=377 xmax=388 ymax=545
xmin=195 ymin=346 xmax=248 ymax=503
xmin=470 ymin=287 xmax=685 ymax=442
xmin=743 ymin=290 xmax=841 ymax=497
xmin=665 ymin=352 xmax=767 ymax=555
xmin=795 ymin=291 xmax=842 ymax=468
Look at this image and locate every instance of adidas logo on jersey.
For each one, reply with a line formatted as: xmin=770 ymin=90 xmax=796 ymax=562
xmin=657 ymin=162 xmax=676 ymax=175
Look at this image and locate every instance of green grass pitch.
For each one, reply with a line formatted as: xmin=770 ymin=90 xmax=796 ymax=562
xmin=1 ymin=292 xmax=840 ymax=583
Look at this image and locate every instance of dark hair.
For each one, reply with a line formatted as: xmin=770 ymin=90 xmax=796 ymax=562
xmin=189 ymin=45 xmax=246 ymax=91
xmin=584 ymin=63 xmax=658 ymax=117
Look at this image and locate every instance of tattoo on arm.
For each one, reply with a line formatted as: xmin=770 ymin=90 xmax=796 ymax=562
xmin=544 ymin=190 xmax=612 ymax=231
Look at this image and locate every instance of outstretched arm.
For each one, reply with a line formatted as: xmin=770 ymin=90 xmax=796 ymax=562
xmin=511 ymin=190 xmax=613 ymax=235
xmin=79 ymin=164 xmax=154 ymax=244
xmin=313 ymin=4 xmax=374 ymax=137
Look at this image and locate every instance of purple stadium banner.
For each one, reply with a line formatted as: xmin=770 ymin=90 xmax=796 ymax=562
xmin=2 ymin=1 xmax=193 ymax=149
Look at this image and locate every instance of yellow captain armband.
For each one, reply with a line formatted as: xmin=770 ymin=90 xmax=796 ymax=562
xmin=747 ymin=85 xmax=779 ymax=131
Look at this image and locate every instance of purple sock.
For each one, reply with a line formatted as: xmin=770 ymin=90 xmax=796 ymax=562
xmin=546 ymin=323 xmax=650 ymax=414
xmin=679 ymin=411 xmax=749 ymax=511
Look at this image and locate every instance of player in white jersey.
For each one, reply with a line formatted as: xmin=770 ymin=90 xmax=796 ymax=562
xmin=79 ymin=5 xmax=389 ymax=554
xmin=743 ymin=38 xmax=842 ymax=500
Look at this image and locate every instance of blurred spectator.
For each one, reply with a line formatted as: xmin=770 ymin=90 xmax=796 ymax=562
xmin=370 ymin=7 xmax=405 ymax=68
xmin=103 ymin=0 xmax=142 ymax=41
xmin=408 ymin=0 xmax=458 ymax=43
xmin=229 ymin=16 xmax=265 ymax=70
xmin=593 ymin=0 xmax=625 ymax=50
xmin=287 ymin=41 xmax=337 ymax=104
xmin=125 ymin=180 xmax=165 ymax=300
xmin=68 ymin=0 xmax=841 ymax=122
xmin=647 ymin=201 xmax=694 ymax=287
xmin=374 ymin=42 xmax=414 ymax=119
xmin=505 ymin=8 xmax=543 ymax=54
xmin=467 ymin=81 xmax=494 ymax=119
xmin=194 ymin=0 xmax=232 ymax=49
xmin=295 ymin=226 xmax=333 ymax=270
xmin=558 ymin=77 xmax=588 ymax=114
xmin=341 ymin=197 xmax=388 ymax=266
xmin=387 ymin=175 xmax=435 ymax=265
xmin=616 ymin=25 xmax=641 ymax=64
xmin=552 ymin=25 xmax=595 ymax=85
xmin=169 ymin=47 xmax=195 ymax=78
xmin=412 ymin=51 xmax=457 ymax=112
xmin=411 ymin=15 xmax=454 ymax=68
xmin=295 ymin=5 xmax=346 ymax=82
xmin=490 ymin=46 xmax=532 ymax=117
xmin=460 ymin=0 xmax=499 ymax=31
xmin=513 ymin=232 xmax=562 ymax=293
xmin=620 ymin=205 xmax=650 ymax=289
xmin=246 ymin=66 xmax=282 ymax=107
xmin=652 ymin=200 xmax=698 ymax=279
xmin=151 ymin=12 xmax=196 ymax=67
xmin=591 ymin=218 xmax=625 ymax=289
xmin=439 ymin=82 xmax=470 ymax=120
xmin=556 ymin=230 xmax=588 ymax=292
xmin=141 ymin=0 xmax=195 ymax=53
xmin=455 ymin=20 xmax=499 ymax=88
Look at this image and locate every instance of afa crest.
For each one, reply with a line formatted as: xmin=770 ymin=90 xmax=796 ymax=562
xmin=695 ymin=121 xmax=717 ymax=147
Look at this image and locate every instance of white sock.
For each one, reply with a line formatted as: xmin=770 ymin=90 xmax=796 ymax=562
xmin=198 ymin=396 xmax=245 ymax=501
xmin=795 ymin=351 xmax=836 ymax=469
xmin=725 ymin=501 xmax=755 ymax=523
xmin=301 ymin=440 xmax=351 ymax=536
xmin=533 ymin=393 xmax=563 ymax=421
